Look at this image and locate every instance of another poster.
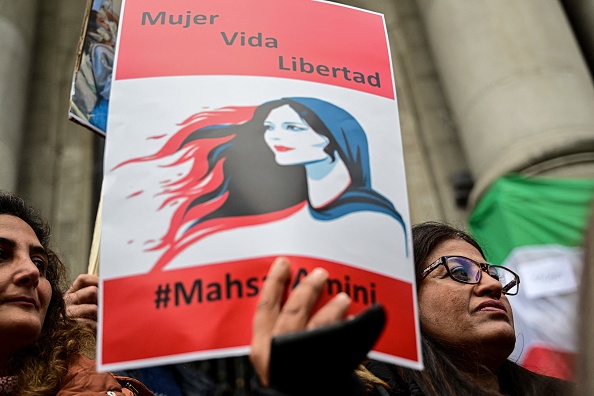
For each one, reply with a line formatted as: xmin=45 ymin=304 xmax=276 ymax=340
xmin=69 ymin=0 xmax=121 ymax=135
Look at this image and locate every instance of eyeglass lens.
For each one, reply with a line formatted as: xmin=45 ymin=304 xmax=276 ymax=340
xmin=445 ymin=257 xmax=519 ymax=295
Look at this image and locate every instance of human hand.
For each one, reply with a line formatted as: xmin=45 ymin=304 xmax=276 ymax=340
xmin=64 ymin=274 xmax=99 ymax=332
xmin=250 ymin=257 xmax=352 ymax=387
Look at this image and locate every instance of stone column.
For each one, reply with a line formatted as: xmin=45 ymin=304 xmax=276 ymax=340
xmin=336 ymin=0 xmax=471 ymax=223
xmin=561 ymin=0 xmax=594 ymax=74
xmin=18 ymin=0 xmax=97 ymax=279
xmin=418 ymin=0 xmax=594 ymax=205
xmin=0 ymin=1 xmax=38 ymax=191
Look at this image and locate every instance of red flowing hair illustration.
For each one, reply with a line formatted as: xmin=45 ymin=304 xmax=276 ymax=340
xmin=113 ymin=105 xmax=308 ymax=272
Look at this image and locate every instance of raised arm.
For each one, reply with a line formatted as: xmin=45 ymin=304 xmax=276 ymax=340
xmin=250 ymin=257 xmax=385 ymax=396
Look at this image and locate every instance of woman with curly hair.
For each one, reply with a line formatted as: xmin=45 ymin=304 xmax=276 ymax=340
xmin=0 ymin=190 xmax=153 ymax=395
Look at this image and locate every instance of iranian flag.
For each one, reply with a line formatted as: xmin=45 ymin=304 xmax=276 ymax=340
xmin=469 ymin=174 xmax=594 ymax=381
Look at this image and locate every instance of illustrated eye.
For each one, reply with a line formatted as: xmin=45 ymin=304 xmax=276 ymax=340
xmin=285 ymin=123 xmax=306 ymax=132
xmin=450 ymin=266 xmax=470 ymax=281
xmin=263 ymin=122 xmax=274 ymax=131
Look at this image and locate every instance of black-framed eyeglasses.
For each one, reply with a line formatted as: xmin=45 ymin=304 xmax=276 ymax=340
xmin=419 ymin=255 xmax=520 ymax=295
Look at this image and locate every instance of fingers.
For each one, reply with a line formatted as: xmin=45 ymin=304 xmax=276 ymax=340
xmin=306 ymin=292 xmax=351 ymax=331
xmin=250 ymin=257 xmax=353 ymax=388
xmin=68 ymin=273 xmax=99 ymax=292
xmin=253 ymin=257 xmax=291 ymax=338
xmin=66 ymin=304 xmax=98 ymax=332
xmin=251 ymin=257 xmax=291 ymax=386
xmin=65 ymin=281 xmax=98 ymax=307
xmin=272 ymin=267 xmax=329 ymax=335
xmin=65 ymin=274 xmax=99 ymax=332
xmin=66 ymin=301 xmax=98 ymax=320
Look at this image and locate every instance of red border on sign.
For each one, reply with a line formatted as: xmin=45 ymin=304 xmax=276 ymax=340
xmin=115 ymin=0 xmax=394 ymax=98
xmin=101 ymin=255 xmax=417 ymax=364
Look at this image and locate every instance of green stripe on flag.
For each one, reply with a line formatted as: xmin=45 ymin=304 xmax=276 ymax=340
xmin=468 ymin=174 xmax=594 ymax=265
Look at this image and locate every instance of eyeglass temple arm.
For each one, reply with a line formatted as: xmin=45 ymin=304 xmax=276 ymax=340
xmin=502 ymin=278 xmax=519 ymax=293
xmin=481 ymin=263 xmax=520 ymax=293
xmin=420 ymin=259 xmax=442 ymax=279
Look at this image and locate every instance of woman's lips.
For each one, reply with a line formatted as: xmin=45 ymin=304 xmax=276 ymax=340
xmin=4 ymin=296 xmax=38 ymax=309
xmin=475 ymin=300 xmax=507 ymax=313
xmin=274 ymin=145 xmax=294 ymax=152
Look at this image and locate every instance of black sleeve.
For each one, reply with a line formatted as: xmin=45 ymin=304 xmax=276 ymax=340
xmin=250 ymin=375 xmax=292 ymax=396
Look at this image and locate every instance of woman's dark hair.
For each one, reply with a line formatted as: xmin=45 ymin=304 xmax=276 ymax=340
xmin=411 ymin=221 xmax=485 ymax=281
xmin=275 ymin=99 xmax=340 ymax=162
xmin=362 ymin=221 xmax=574 ymax=395
xmin=0 ymin=191 xmax=95 ymax=395
xmin=116 ymin=97 xmax=406 ymax=270
xmin=115 ymin=104 xmax=309 ymax=270
xmin=188 ymin=102 xmax=308 ymax=219
xmin=0 ymin=192 xmax=51 ymax=248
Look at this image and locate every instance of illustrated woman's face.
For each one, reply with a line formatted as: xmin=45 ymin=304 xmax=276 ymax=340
xmin=263 ymin=105 xmax=330 ymax=165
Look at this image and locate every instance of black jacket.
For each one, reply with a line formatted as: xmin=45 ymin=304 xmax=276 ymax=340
xmin=364 ymin=360 xmax=423 ymax=396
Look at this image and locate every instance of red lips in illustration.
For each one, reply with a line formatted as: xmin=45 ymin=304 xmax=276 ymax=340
xmin=274 ymin=145 xmax=294 ymax=152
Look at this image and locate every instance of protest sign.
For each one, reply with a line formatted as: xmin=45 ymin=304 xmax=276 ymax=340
xmin=99 ymin=0 xmax=421 ymax=372
xmin=69 ymin=0 xmax=121 ymax=135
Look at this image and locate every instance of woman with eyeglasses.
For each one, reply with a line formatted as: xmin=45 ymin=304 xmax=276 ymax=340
xmin=249 ymin=221 xmax=575 ymax=395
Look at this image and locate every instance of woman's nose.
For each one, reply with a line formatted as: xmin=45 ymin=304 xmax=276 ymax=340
xmin=14 ymin=257 xmax=41 ymax=287
xmin=475 ymin=268 xmax=503 ymax=298
xmin=265 ymin=129 xmax=281 ymax=140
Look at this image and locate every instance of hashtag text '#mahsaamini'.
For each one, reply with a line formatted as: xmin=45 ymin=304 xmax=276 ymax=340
xmin=153 ymin=269 xmax=377 ymax=309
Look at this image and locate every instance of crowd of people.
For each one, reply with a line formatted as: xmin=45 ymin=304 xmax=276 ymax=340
xmin=1 ymin=189 xmax=590 ymax=395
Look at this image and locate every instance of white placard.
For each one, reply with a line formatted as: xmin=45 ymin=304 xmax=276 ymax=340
xmin=517 ymin=257 xmax=578 ymax=299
